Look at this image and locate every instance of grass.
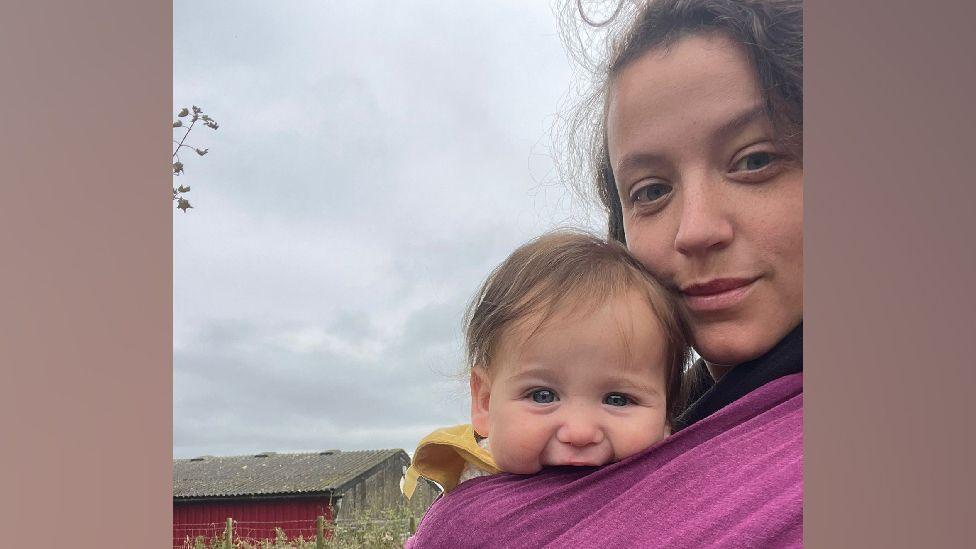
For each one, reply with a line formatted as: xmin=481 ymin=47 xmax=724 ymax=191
xmin=178 ymin=506 xmax=420 ymax=549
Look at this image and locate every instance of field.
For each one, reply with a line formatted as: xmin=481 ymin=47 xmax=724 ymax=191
xmin=177 ymin=507 xmax=419 ymax=549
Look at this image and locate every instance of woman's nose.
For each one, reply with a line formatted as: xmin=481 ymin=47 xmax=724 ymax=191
xmin=673 ymin=178 xmax=733 ymax=256
xmin=555 ymin=412 xmax=605 ymax=447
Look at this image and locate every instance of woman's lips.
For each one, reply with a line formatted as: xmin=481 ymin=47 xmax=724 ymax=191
xmin=680 ymin=278 xmax=758 ymax=312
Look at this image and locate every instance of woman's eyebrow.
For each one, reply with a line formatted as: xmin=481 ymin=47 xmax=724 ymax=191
xmin=614 ymin=104 xmax=769 ymax=180
xmin=614 ymin=152 xmax=668 ymax=182
xmin=713 ymin=104 xmax=768 ymax=142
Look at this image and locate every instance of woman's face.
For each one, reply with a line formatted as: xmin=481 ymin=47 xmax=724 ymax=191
xmin=606 ymin=33 xmax=803 ymax=369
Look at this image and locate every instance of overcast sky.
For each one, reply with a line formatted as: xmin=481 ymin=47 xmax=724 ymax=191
xmin=173 ymin=0 xmax=605 ymax=459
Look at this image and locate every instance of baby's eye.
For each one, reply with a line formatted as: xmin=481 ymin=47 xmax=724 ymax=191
xmin=603 ymin=393 xmax=631 ymax=407
xmin=530 ymin=389 xmax=557 ymax=404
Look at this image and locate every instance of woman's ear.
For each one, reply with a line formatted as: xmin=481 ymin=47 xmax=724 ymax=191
xmin=470 ymin=367 xmax=491 ymax=437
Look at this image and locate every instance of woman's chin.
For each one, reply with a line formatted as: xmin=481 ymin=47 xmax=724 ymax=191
xmin=692 ymin=319 xmax=796 ymax=367
xmin=697 ymin=344 xmax=761 ymax=369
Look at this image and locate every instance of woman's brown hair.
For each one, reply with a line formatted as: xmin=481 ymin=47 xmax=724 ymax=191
xmin=463 ymin=230 xmax=692 ymax=423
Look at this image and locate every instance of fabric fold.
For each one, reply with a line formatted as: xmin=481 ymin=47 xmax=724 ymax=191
xmin=401 ymin=424 xmax=500 ymax=499
xmin=406 ymin=373 xmax=803 ymax=548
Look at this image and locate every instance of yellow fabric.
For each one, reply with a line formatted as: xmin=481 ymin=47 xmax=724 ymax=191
xmin=401 ymin=424 xmax=500 ymax=499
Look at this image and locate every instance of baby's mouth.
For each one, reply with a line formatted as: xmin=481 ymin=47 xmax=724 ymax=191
xmin=561 ymin=459 xmax=604 ymax=467
xmin=542 ymin=448 xmax=612 ymax=468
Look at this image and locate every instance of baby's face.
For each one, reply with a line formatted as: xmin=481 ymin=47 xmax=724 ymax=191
xmin=471 ymin=291 xmax=670 ymax=474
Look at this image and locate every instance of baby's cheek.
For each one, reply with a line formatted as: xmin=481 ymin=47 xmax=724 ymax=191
xmin=616 ymin=424 xmax=664 ymax=459
xmin=497 ymin=452 xmax=543 ymax=475
xmin=492 ymin=427 xmax=545 ymax=474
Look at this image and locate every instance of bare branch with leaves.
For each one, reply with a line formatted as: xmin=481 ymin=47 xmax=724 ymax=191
xmin=173 ymin=105 xmax=219 ymax=212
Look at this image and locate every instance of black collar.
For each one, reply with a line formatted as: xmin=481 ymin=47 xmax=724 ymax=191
xmin=674 ymin=324 xmax=803 ymax=431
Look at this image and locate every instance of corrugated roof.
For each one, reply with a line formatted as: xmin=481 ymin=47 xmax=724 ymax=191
xmin=173 ymin=449 xmax=405 ymax=499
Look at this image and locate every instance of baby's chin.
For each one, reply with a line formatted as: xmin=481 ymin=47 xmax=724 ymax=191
xmin=495 ymin=458 xmax=545 ymax=475
xmin=500 ymin=456 xmax=620 ymax=474
xmin=496 ymin=447 xmax=628 ymax=473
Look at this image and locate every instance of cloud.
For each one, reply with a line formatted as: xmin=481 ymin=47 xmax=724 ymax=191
xmin=174 ymin=305 xmax=470 ymax=458
xmin=173 ymin=0 xmax=605 ymax=459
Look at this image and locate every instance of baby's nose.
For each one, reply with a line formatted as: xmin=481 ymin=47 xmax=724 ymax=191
xmin=555 ymin=414 xmax=605 ymax=447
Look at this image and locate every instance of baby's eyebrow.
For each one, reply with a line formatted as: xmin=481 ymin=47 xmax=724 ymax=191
xmin=504 ymin=368 xmax=661 ymax=396
xmin=503 ymin=367 xmax=560 ymax=383
xmin=602 ymin=376 xmax=661 ymax=395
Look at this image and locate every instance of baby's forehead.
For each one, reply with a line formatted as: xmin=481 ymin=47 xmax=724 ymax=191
xmin=508 ymin=293 xmax=662 ymax=344
xmin=497 ymin=333 xmax=667 ymax=382
xmin=518 ymin=286 xmax=658 ymax=328
xmin=488 ymin=285 xmax=671 ymax=369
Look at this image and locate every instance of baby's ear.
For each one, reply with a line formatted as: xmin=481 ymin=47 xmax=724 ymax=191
xmin=663 ymin=422 xmax=672 ymax=437
xmin=469 ymin=367 xmax=491 ymax=437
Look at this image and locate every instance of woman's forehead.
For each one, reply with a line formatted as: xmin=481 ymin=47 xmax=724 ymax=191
xmin=606 ymin=33 xmax=764 ymax=160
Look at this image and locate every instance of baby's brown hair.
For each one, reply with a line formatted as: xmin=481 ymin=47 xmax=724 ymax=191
xmin=463 ymin=229 xmax=691 ymax=423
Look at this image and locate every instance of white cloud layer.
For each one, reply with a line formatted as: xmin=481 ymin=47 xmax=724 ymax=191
xmin=174 ymin=0 xmax=604 ymax=458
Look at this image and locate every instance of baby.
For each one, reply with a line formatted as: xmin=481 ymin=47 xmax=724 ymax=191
xmin=402 ymin=230 xmax=689 ymax=498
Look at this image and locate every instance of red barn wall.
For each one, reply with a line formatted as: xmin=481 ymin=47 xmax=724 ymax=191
xmin=173 ymin=497 xmax=332 ymax=548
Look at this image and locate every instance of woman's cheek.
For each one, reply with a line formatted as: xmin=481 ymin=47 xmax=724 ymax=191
xmin=629 ymin=238 xmax=676 ymax=285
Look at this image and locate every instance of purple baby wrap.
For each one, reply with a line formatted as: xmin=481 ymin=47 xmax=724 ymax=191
xmin=406 ymin=373 xmax=802 ymax=548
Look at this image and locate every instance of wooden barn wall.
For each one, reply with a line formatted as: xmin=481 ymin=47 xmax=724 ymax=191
xmin=172 ymin=497 xmax=332 ymax=547
xmin=336 ymin=454 xmax=440 ymax=519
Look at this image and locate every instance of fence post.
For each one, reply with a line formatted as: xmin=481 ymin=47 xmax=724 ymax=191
xmin=224 ymin=517 xmax=233 ymax=549
xmin=409 ymin=515 xmax=416 ymax=535
xmin=316 ymin=515 xmax=325 ymax=548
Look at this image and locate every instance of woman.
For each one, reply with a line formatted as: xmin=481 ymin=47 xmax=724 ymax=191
xmin=600 ymin=0 xmax=803 ymax=429
xmin=409 ymin=0 xmax=802 ymax=546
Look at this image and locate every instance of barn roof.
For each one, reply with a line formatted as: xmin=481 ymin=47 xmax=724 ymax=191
xmin=173 ymin=449 xmax=406 ymax=499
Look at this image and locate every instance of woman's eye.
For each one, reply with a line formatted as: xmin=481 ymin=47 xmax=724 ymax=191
xmin=530 ymin=389 xmax=557 ymax=404
xmin=733 ymin=151 xmax=774 ymax=172
xmin=630 ymin=181 xmax=672 ymax=204
xmin=604 ymin=393 xmax=630 ymax=407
